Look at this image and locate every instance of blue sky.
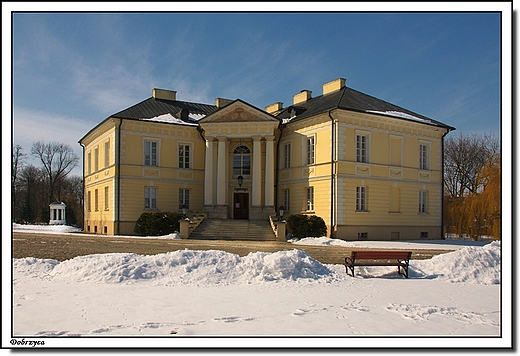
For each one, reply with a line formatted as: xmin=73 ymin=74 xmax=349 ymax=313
xmin=6 ymin=3 xmax=510 ymax=177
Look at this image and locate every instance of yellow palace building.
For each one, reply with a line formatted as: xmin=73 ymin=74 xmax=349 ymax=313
xmin=79 ymin=78 xmax=455 ymax=240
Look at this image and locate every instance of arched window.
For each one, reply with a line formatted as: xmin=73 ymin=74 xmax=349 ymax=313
xmin=233 ymin=145 xmax=251 ymax=177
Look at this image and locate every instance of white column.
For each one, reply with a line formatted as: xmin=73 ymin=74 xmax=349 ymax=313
xmin=216 ymin=137 xmax=227 ymax=206
xmin=204 ymin=138 xmax=214 ymax=206
xmin=265 ymin=136 xmax=275 ymax=207
xmin=252 ymin=136 xmax=262 ymax=206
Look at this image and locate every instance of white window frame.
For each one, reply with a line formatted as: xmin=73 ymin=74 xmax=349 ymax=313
xmin=179 ymin=143 xmax=192 ymax=169
xmin=87 ymin=151 xmax=92 ymax=175
xmin=356 ymin=186 xmax=367 ymax=211
xmin=356 ymin=132 xmax=369 ymax=163
xmin=104 ymin=186 xmax=109 ymax=210
xmin=419 ymin=141 xmax=430 ymax=170
xmin=283 ymin=189 xmax=290 ymax=212
xmin=94 ymin=146 xmax=99 ymax=172
xmin=104 ymin=139 xmax=110 ymax=168
xmin=145 ymin=187 xmax=158 ymax=210
xmin=179 ymin=188 xmax=190 ymax=210
xmin=305 ymin=186 xmax=314 ymax=211
xmin=144 ymin=139 xmax=159 ymax=167
xmin=232 ymin=145 xmax=251 ymax=178
xmin=283 ymin=142 xmax=291 ymax=169
xmin=419 ymin=190 xmax=428 ymax=213
xmin=306 ymin=136 xmax=315 ymax=165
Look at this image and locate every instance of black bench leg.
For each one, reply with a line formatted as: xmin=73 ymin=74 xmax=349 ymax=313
xmin=398 ymin=265 xmax=409 ymax=278
xmin=344 ymin=265 xmax=355 ymax=277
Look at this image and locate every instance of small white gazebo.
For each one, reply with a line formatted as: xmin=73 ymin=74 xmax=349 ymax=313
xmin=49 ymin=202 xmax=66 ymax=225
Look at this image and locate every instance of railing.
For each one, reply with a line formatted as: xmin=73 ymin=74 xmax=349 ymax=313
xmin=268 ymin=214 xmax=278 ymax=235
xmin=188 ymin=213 xmax=207 ymax=234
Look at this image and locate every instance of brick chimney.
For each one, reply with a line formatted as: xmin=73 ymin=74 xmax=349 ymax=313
xmin=152 ymin=88 xmax=177 ymax=101
xmin=265 ymin=102 xmax=283 ymax=114
xmin=215 ymin=98 xmax=234 ymax=108
xmin=323 ymin=78 xmax=346 ymax=95
xmin=293 ymin=90 xmax=312 ymax=105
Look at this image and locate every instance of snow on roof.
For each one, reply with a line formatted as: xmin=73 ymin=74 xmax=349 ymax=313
xmin=188 ymin=113 xmax=206 ymax=121
xmin=139 ymin=113 xmax=199 ymax=126
xmin=367 ymin=110 xmax=432 ymax=124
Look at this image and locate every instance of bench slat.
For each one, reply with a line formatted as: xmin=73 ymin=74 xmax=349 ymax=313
xmin=351 ymin=251 xmax=411 ymax=259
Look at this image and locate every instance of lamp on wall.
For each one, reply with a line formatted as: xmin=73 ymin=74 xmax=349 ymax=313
xmin=237 ymin=175 xmax=244 ymax=188
xmin=278 ymin=205 xmax=285 ymax=222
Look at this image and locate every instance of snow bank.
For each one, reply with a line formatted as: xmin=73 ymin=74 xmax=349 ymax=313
xmin=12 ymin=223 xmax=82 ymax=234
xmin=291 ymin=236 xmax=491 ymax=250
xmin=411 ymin=241 xmax=501 ymax=285
xmin=14 ymin=249 xmax=335 ymax=286
xmin=13 ymin=243 xmax=500 ymax=286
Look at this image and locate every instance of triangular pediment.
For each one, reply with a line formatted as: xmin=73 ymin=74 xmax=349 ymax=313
xmin=199 ymin=100 xmax=279 ymax=124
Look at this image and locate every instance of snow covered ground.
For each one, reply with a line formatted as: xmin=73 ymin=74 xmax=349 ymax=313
xmin=5 ymin=224 xmax=512 ymax=349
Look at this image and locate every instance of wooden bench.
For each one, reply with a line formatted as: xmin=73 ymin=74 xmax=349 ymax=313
xmin=344 ymin=251 xmax=412 ymax=278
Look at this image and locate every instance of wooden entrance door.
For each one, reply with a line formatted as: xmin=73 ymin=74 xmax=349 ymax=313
xmin=234 ymin=193 xmax=249 ymax=219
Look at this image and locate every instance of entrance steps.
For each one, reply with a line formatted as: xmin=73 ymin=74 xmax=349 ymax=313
xmin=188 ymin=219 xmax=276 ymax=241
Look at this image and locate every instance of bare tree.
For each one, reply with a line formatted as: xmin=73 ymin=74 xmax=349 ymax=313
xmin=444 ymin=132 xmax=501 ymax=240
xmin=31 ymin=141 xmax=79 ymax=204
xmin=444 ymin=132 xmax=498 ymax=197
xmin=18 ymin=165 xmax=46 ymax=223
xmin=12 ymin=145 xmax=26 ymax=221
xmin=61 ymin=175 xmax=84 ymax=227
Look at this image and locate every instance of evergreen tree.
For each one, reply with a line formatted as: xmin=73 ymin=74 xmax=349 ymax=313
xmin=19 ymin=192 xmax=36 ymax=223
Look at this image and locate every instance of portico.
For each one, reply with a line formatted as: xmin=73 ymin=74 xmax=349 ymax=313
xmin=199 ymin=100 xmax=280 ymax=220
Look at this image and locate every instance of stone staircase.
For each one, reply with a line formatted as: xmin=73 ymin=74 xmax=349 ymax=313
xmin=188 ymin=219 xmax=276 ymax=241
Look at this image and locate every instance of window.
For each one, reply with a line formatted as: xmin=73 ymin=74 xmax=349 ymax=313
xmin=87 ymin=152 xmax=92 ymax=175
xmin=94 ymin=147 xmax=99 ymax=172
xmin=419 ymin=190 xmax=427 ymax=213
xmin=104 ymin=186 xmax=109 ymax=210
xmin=306 ymin=137 xmax=315 ymax=165
xmin=283 ymin=143 xmax=291 ymax=168
xmin=233 ymin=145 xmax=251 ymax=177
xmin=145 ymin=187 xmax=157 ymax=210
xmin=144 ymin=140 xmax=158 ymax=166
xmin=356 ymin=186 xmax=367 ymax=211
xmin=283 ymin=189 xmax=290 ymax=212
xmin=356 ymin=135 xmax=368 ymax=163
xmin=104 ymin=140 xmax=110 ymax=168
xmin=420 ymin=232 xmax=429 ymax=239
xmin=358 ymin=232 xmax=368 ymax=240
xmin=94 ymin=189 xmax=99 ymax=211
xmin=179 ymin=144 xmax=190 ymax=169
xmin=306 ymin=187 xmax=314 ymax=211
xmin=87 ymin=191 xmax=91 ymax=212
xmin=419 ymin=144 xmax=428 ymax=170
xmin=179 ymin=188 xmax=190 ymax=210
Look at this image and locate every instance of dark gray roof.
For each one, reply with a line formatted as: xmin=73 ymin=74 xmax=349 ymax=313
xmin=276 ymin=86 xmax=455 ymax=130
xmin=111 ymin=97 xmax=218 ymax=123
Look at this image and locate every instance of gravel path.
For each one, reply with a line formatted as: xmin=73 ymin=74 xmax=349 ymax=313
xmin=12 ymin=232 xmax=450 ymax=264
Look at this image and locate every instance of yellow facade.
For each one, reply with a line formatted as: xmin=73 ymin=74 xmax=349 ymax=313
xmin=277 ymin=108 xmax=448 ymax=239
xmin=80 ymin=78 xmax=454 ymax=239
